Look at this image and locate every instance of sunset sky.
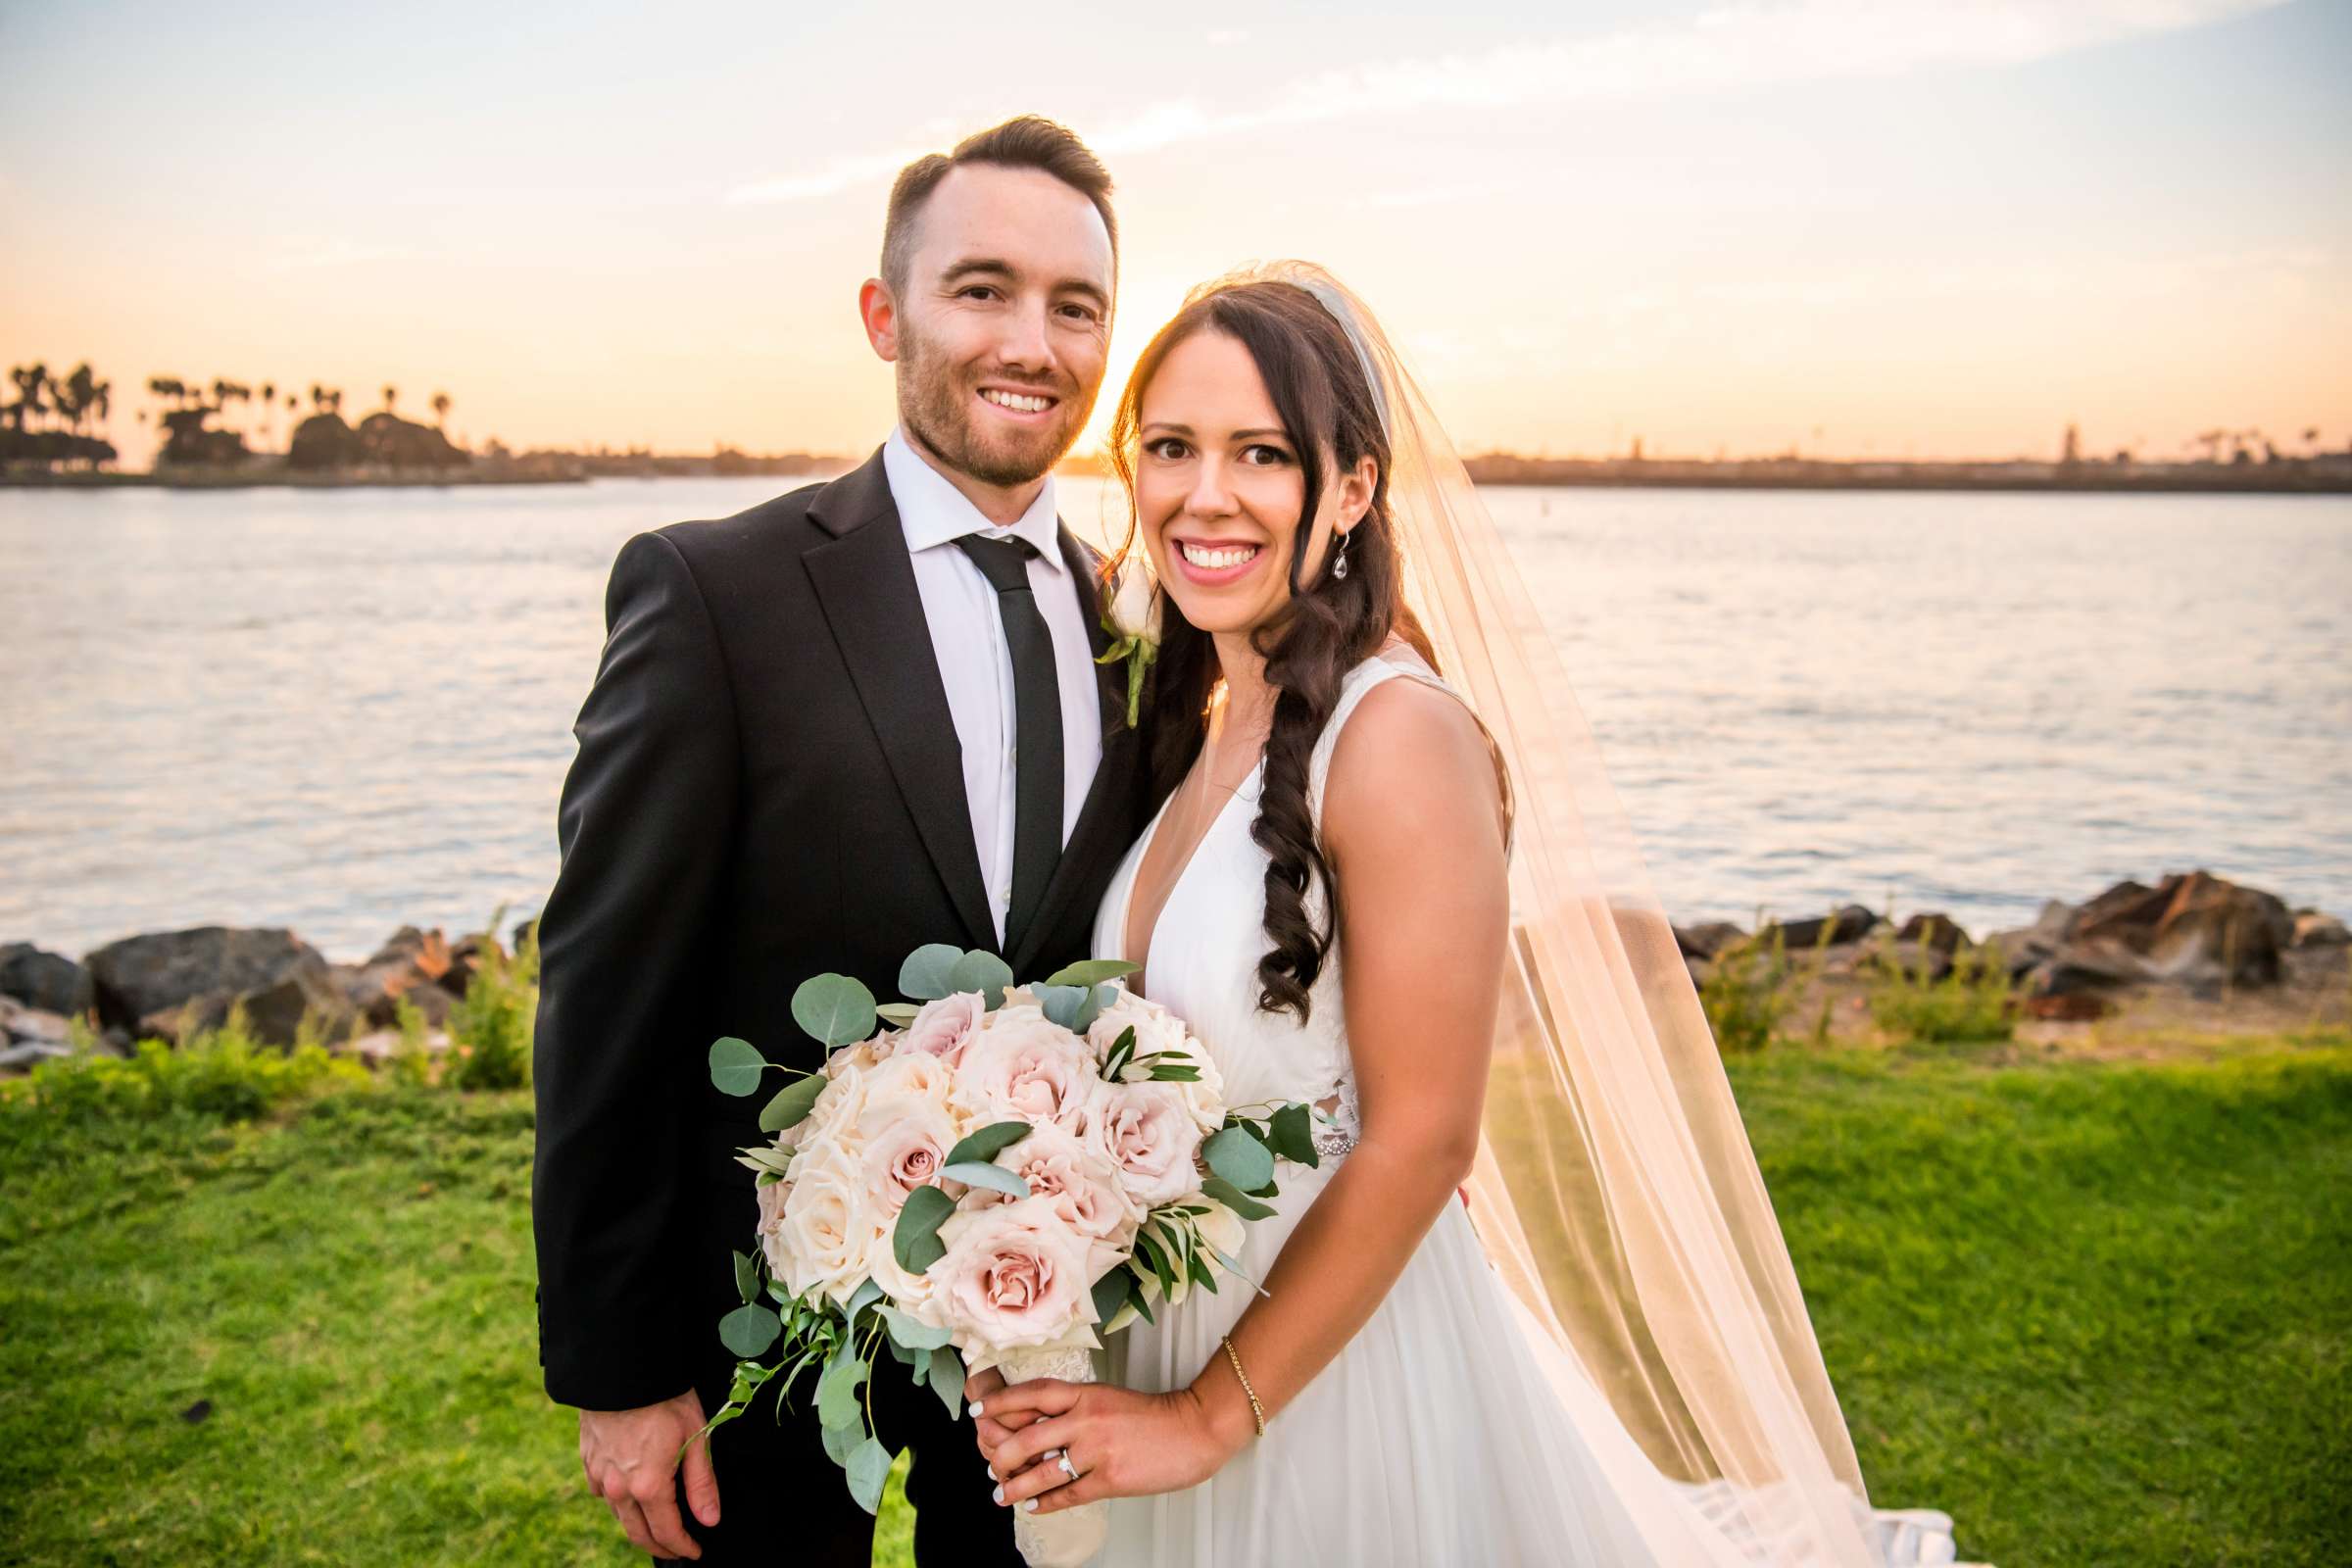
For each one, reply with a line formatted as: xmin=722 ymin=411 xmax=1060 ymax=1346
xmin=4 ymin=0 xmax=2347 ymax=465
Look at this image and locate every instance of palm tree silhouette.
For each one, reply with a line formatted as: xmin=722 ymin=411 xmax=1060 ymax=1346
xmin=382 ymin=384 xmax=398 ymax=416
xmin=431 ymin=390 xmax=452 ymax=427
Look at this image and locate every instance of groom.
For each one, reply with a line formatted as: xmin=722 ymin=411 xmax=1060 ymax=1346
xmin=530 ymin=116 xmax=1144 ymax=1565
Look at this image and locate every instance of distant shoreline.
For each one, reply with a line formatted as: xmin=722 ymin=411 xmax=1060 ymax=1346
xmin=6 ymin=460 xmax=2349 ymax=497
xmin=0 ymin=467 xmax=585 ymax=490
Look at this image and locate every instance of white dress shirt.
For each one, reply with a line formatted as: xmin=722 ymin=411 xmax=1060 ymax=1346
xmin=884 ymin=426 xmax=1105 ymax=946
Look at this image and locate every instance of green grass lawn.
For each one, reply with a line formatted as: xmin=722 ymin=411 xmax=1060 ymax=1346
xmin=2 ymin=1034 xmax=2344 ymax=1565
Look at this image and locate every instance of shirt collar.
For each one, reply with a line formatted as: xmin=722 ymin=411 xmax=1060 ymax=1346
xmin=884 ymin=426 xmax=1065 ymax=572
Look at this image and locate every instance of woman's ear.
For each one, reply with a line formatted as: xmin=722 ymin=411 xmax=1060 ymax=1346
xmin=1337 ymin=453 xmax=1379 ymax=532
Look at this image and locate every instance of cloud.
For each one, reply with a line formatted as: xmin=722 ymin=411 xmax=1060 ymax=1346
xmin=723 ymin=0 xmax=2284 ymax=203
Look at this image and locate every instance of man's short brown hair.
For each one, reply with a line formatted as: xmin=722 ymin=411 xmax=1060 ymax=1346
xmin=879 ymin=116 xmax=1117 ymax=293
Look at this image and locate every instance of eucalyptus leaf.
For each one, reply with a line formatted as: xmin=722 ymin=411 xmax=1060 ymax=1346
xmin=898 ymin=944 xmax=964 ymax=1002
xmin=874 ymin=1002 xmax=920 ymax=1026
xmin=760 ymin=1072 xmax=826 ymax=1133
xmin=943 ymin=1119 xmax=1031 ymax=1168
xmin=1040 ymin=957 xmax=1141 ymax=989
xmin=1200 ymin=1175 xmax=1277 ymax=1222
xmin=846 ymin=1435 xmax=893 ymax=1515
xmin=731 ymin=1250 xmax=759 ymax=1305
xmin=879 ymin=1304 xmax=954 ymax=1351
xmin=708 ymin=1036 xmax=766 ymax=1097
xmin=892 ymin=1184 xmax=956 ymax=1275
xmin=1035 ymin=983 xmax=1088 ymax=1030
xmin=815 ymin=1346 xmax=868 ymax=1431
xmin=947 ymin=950 xmax=1014 ymax=1007
xmin=884 ymin=1335 xmax=920 ymax=1368
xmin=792 ymin=974 xmax=878 ymax=1049
xmin=940 ymin=1160 xmax=1030 ymax=1199
xmin=1203 ymin=1125 xmax=1276 ymax=1194
xmin=1069 ymin=981 xmax=1117 ymax=1033
xmin=1267 ymin=1102 xmax=1320 ymax=1167
xmin=926 ymin=1346 xmax=965 ymax=1420
xmin=846 ymin=1277 xmax=884 ymax=1320
xmin=718 ymin=1302 xmax=781 ymax=1358
xmin=820 ymin=1410 xmax=862 ymax=1466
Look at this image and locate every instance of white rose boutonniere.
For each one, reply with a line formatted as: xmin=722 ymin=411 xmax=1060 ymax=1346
xmin=1096 ymin=563 xmax=1160 ymax=730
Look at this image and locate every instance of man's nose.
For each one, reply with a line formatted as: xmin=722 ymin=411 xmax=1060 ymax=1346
xmin=993 ymin=298 xmax=1054 ymax=375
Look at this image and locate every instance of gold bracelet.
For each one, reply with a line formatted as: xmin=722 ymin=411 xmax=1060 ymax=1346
xmin=1219 ymin=1335 xmax=1267 ymax=1438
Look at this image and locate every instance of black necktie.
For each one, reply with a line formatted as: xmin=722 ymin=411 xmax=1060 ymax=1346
xmin=952 ymin=532 xmax=1063 ymax=954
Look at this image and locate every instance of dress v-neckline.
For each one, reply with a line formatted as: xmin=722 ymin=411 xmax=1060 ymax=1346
xmin=1120 ymin=756 xmax=1265 ymax=996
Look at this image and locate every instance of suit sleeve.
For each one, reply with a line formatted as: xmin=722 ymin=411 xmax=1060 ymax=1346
xmin=531 ymin=528 xmax=738 ymax=1410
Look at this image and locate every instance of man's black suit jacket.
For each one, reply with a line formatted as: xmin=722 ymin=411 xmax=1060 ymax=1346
xmin=532 ymin=448 xmax=1150 ymax=1410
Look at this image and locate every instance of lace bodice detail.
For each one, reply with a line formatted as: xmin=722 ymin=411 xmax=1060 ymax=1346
xmin=1092 ymin=655 xmax=1454 ymax=1163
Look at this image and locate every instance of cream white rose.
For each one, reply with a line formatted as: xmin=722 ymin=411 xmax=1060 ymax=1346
xmin=769 ymin=1147 xmax=884 ymax=1308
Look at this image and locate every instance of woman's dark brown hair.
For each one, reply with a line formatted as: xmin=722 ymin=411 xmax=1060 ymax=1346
xmin=1107 ymin=280 xmax=1439 ymax=1022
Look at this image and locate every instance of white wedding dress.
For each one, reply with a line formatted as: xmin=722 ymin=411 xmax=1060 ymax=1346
xmin=1083 ymin=653 xmax=1961 ymax=1568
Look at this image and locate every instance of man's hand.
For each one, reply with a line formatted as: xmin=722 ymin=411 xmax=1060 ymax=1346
xmin=579 ymin=1389 xmax=719 ymax=1561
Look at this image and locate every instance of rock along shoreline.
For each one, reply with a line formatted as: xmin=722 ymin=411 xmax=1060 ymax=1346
xmin=3 ymin=868 xmax=2345 ymax=1072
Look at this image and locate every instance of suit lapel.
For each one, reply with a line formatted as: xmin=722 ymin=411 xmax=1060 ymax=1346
xmin=1010 ymin=528 xmax=1141 ymax=977
xmin=804 ymin=451 xmax=998 ymax=953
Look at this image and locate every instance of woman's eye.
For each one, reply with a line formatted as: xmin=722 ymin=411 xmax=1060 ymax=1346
xmin=1145 ymin=438 xmax=1191 ymax=461
xmin=1241 ymin=444 xmax=1293 ymax=466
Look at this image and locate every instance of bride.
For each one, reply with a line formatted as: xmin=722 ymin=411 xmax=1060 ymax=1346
xmin=963 ymin=263 xmax=1969 ymax=1567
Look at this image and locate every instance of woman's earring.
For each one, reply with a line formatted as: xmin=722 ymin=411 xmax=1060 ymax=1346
xmin=1332 ymin=528 xmax=1354 ymax=581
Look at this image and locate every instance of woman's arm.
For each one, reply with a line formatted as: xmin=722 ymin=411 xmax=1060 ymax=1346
xmin=978 ymin=677 xmax=1510 ymax=1514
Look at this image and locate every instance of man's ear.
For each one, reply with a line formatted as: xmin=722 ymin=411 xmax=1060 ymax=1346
xmin=858 ymin=277 xmax=900 ymax=363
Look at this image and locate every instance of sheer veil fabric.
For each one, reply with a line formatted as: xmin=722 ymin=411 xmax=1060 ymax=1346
xmin=1184 ymin=262 xmax=1956 ymax=1564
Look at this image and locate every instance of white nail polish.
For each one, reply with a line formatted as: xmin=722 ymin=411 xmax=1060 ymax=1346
xmin=1023 ymin=1499 xmax=1040 ymax=1513
xmin=992 ymin=1485 xmax=1004 ymax=1504
xmin=986 ymin=1466 xmax=998 ymax=1481
xmin=970 ymin=1399 xmax=985 ymax=1415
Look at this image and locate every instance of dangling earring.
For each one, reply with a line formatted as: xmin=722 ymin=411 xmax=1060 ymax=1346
xmin=1332 ymin=527 xmax=1355 ymax=581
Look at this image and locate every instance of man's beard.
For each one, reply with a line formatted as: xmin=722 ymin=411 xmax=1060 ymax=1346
xmin=897 ymin=326 xmax=1091 ymax=488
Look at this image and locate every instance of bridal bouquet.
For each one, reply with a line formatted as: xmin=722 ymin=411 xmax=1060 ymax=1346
xmin=697 ymin=943 xmax=1319 ymax=1540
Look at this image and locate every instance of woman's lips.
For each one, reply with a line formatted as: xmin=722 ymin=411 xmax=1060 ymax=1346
xmin=1170 ymin=537 xmax=1265 ymax=587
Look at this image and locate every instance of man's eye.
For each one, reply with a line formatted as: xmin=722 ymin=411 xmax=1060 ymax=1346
xmin=959 ymin=285 xmax=999 ymax=301
xmin=1057 ymin=304 xmax=1099 ymax=323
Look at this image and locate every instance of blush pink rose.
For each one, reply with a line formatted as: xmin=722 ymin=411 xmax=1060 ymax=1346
xmin=978 ymin=1121 xmax=1142 ymax=1259
xmin=898 ymin=992 xmax=987 ymax=1066
xmin=1089 ymin=1080 xmax=1203 ymax=1207
xmin=924 ymin=1196 xmax=1101 ymax=1368
xmin=957 ymin=1005 xmax=1100 ymax=1134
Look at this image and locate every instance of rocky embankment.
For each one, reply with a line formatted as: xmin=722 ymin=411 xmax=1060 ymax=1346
xmin=0 ymin=918 xmax=534 ymax=1071
xmin=3 ymin=869 xmax=2345 ymax=1071
xmin=1673 ymin=869 xmax=2349 ymax=1042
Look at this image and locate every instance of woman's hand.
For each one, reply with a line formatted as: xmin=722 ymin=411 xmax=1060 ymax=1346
xmin=969 ymin=1376 xmax=1247 ymax=1516
xmin=962 ymin=1363 xmax=1042 ymax=1470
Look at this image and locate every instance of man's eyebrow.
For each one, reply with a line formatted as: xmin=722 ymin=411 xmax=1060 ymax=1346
xmin=940 ymin=257 xmax=1016 ymax=285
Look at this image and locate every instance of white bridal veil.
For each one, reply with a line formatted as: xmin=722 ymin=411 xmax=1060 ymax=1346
xmin=1187 ymin=261 xmax=1952 ymax=1567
